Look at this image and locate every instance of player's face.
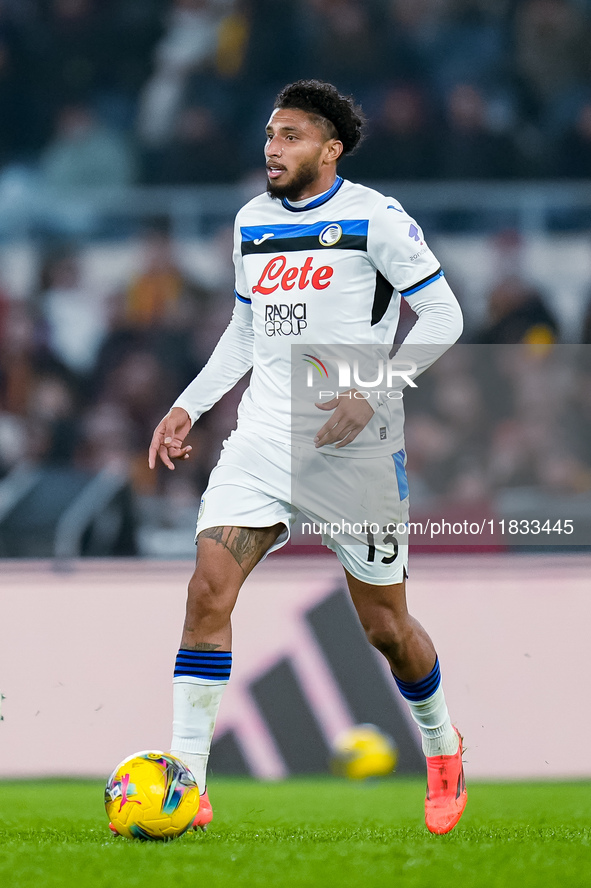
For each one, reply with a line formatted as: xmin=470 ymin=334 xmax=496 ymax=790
xmin=265 ymin=108 xmax=340 ymax=201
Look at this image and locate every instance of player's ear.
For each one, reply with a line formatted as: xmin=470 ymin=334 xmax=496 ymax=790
xmin=326 ymin=139 xmax=343 ymax=164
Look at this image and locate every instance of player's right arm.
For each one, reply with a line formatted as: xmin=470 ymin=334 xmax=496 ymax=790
xmin=148 ymin=296 xmax=254 ymax=470
xmin=149 ymin=215 xmax=254 ymax=470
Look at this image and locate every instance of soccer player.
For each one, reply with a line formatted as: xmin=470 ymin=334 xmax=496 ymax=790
xmin=148 ymin=80 xmax=466 ymax=835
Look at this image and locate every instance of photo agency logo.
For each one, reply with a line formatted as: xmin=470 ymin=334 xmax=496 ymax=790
xmin=302 ymin=352 xmax=418 ymax=403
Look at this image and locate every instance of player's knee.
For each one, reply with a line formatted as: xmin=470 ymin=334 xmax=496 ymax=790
xmin=186 ymin=571 xmax=234 ymax=624
xmin=364 ymin=615 xmax=409 ymax=658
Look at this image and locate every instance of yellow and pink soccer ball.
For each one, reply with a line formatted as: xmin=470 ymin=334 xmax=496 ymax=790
xmin=105 ymin=750 xmax=200 ymax=840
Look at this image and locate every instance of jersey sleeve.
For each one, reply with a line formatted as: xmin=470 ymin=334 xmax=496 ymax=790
xmin=233 ymin=211 xmax=251 ymax=306
xmin=172 ymin=296 xmax=254 ymax=424
xmin=171 ymin=215 xmax=254 ymax=424
xmin=366 ymin=196 xmax=442 ymax=295
xmin=365 ymin=197 xmax=463 ymax=413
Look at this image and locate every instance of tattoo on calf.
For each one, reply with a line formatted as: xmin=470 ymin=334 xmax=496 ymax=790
xmin=183 ymin=642 xmax=221 ymax=652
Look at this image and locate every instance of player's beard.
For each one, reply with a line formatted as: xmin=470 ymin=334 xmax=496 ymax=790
xmin=266 ymin=157 xmax=320 ymax=201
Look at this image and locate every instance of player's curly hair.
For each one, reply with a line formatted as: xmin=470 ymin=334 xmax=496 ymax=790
xmin=274 ymin=79 xmax=366 ymax=156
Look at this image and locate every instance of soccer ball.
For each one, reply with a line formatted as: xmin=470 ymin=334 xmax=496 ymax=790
xmin=105 ymin=750 xmax=200 ymax=840
xmin=330 ymin=724 xmax=398 ymax=780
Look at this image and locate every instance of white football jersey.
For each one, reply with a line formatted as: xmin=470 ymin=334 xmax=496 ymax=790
xmin=231 ymin=175 xmax=442 ymax=456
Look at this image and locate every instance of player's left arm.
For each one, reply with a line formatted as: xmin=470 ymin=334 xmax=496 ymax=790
xmin=394 ymin=272 xmax=463 ymax=382
xmin=370 ymin=197 xmax=463 ymax=384
xmin=314 ymin=271 xmax=464 ymax=448
xmin=315 ymin=200 xmax=463 ymax=449
xmin=315 ymin=275 xmax=465 ymax=448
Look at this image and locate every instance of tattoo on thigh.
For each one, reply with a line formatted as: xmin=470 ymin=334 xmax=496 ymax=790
xmin=198 ymin=526 xmax=225 ymax=545
xmin=199 ymin=525 xmax=276 ymax=574
xmin=229 ymin=527 xmax=261 ymax=568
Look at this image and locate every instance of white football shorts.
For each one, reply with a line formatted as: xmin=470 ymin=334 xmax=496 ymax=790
xmin=196 ymin=429 xmax=409 ymax=585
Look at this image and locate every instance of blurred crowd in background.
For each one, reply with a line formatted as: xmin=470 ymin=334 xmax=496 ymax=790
xmin=1 ymin=0 xmax=591 ymax=557
xmin=0 ymin=224 xmax=239 ymax=555
xmin=1 ymin=0 xmax=591 ymax=188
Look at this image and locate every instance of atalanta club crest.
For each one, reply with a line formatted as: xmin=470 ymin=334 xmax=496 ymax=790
xmin=319 ymin=224 xmax=343 ymax=246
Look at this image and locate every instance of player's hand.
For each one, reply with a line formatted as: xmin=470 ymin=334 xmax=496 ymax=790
xmin=148 ymin=407 xmax=193 ymax=470
xmin=314 ymin=389 xmax=375 ymax=449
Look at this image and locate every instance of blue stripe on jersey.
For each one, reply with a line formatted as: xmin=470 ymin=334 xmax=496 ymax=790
xmin=281 ymin=176 xmax=344 ymax=212
xmin=400 ymin=268 xmax=444 ymax=298
xmin=394 ymin=658 xmax=441 ymax=702
xmin=392 ymin=449 xmax=409 ymax=500
xmin=234 ymin=289 xmax=251 ymax=304
xmin=240 ymin=218 xmax=369 ymax=244
xmin=174 ymin=649 xmax=232 ymax=682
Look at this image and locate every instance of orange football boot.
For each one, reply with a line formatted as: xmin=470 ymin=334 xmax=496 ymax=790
xmin=192 ymin=789 xmax=213 ymax=831
xmin=425 ymin=726 xmax=467 ymax=835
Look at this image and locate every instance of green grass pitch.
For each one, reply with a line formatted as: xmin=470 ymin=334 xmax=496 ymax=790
xmin=0 ymin=778 xmax=589 ymax=888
